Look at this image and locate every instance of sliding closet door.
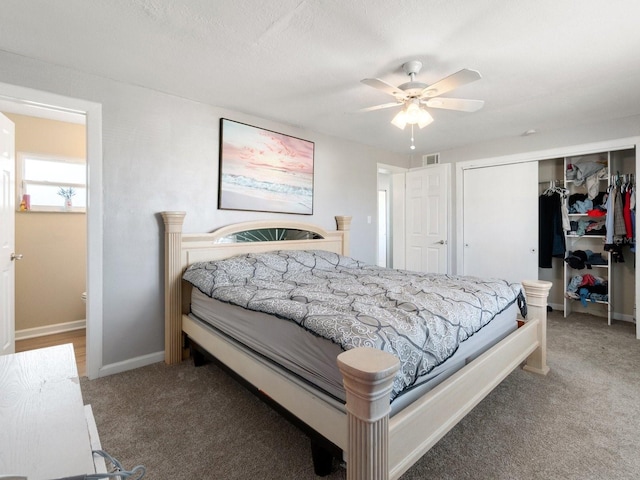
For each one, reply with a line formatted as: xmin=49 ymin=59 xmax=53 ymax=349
xmin=462 ymin=161 xmax=538 ymax=283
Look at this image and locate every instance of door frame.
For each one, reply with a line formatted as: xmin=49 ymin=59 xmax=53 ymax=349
xmin=0 ymin=82 xmax=103 ymax=377
xmin=455 ymin=136 xmax=640 ymax=339
xmin=378 ymin=162 xmax=452 ymax=273
xmin=405 ymin=163 xmax=452 ymax=274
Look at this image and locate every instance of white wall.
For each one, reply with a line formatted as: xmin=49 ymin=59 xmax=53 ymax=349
xmin=0 ymin=50 xmax=408 ymax=367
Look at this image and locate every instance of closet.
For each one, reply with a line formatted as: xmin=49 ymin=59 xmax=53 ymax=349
xmin=459 ymin=137 xmax=639 ymax=338
xmin=538 ymin=147 xmax=636 ymax=325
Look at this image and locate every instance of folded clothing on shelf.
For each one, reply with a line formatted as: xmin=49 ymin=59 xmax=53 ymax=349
xmin=564 ymin=250 xmax=608 ymax=269
xmin=566 ymin=273 xmax=608 ymax=306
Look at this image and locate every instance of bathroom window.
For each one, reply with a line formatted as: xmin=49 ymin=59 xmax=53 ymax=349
xmin=17 ymin=153 xmax=86 ymax=212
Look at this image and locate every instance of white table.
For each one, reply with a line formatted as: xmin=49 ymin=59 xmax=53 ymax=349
xmin=0 ymin=344 xmax=105 ymax=479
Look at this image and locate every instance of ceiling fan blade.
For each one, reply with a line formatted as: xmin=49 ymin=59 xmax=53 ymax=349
xmin=361 ymin=78 xmax=408 ymax=99
xmin=425 ymin=97 xmax=484 ymax=112
xmin=358 ymin=102 xmax=403 ymax=113
xmin=420 ymin=69 xmax=482 ymax=98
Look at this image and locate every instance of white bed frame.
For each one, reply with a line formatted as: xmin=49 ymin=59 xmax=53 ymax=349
xmin=162 ymin=212 xmax=551 ymax=480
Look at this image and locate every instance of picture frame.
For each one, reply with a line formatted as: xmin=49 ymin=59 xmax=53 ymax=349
xmin=218 ymin=118 xmax=315 ymax=215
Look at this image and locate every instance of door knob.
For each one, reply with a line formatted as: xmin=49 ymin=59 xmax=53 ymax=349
xmin=436 ymin=240 xmax=447 ymax=245
xmin=10 ymin=253 xmax=23 ymax=261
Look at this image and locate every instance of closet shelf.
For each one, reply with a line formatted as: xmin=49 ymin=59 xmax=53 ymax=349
xmin=564 ymin=178 xmax=608 ymax=184
xmin=566 ymin=234 xmax=606 ymax=238
xmin=565 ymin=264 xmax=609 ymax=269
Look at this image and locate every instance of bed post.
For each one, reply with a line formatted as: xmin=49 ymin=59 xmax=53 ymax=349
xmin=335 ymin=215 xmax=352 ymax=255
xmin=161 ymin=211 xmax=186 ymax=365
xmin=337 ymin=347 xmax=400 ymax=480
xmin=521 ymin=280 xmax=552 ymax=375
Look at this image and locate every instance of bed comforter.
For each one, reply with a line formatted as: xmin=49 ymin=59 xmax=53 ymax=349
xmin=183 ymin=250 xmax=526 ymax=399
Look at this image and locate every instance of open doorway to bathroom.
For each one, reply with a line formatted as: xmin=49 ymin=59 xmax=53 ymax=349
xmin=1 ymin=103 xmax=87 ymax=375
xmin=0 ymin=83 xmax=102 ymax=379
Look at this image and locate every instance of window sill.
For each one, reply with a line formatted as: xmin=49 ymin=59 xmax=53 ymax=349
xmin=17 ymin=209 xmax=86 ymax=214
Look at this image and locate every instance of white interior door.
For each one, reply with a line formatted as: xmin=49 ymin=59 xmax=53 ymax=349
xmin=0 ymin=113 xmax=16 ymax=355
xmin=462 ymin=161 xmax=538 ymax=283
xmin=391 ymin=172 xmax=406 ymax=270
xmin=377 ymin=190 xmax=388 ymax=267
xmin=405 ymin=164 xmax=450 ymax=274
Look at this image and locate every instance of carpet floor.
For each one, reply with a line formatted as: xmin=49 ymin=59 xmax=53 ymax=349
xmin=81 ymin=311 xmax=640 ymax=479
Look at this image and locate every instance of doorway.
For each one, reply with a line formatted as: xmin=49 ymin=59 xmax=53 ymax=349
xmin=377 ymin=189 xmax=388 ymax=267
xmin=5 ymin=112 xmax=88 ymax=374
xmin=0 ymin=82 xmax=103 ymax=378
xmin=377 ymin=162 xmax=451 ymax=274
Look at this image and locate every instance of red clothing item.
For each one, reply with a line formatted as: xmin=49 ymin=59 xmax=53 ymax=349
xmin=623 ymin=190 xmax=633 ymax=239
xmin=587 ymin=209 xmax=606 ymax=217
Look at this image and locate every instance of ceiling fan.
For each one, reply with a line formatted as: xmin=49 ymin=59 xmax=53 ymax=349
xmin=360 ymin=60 xmax=484 ymax=130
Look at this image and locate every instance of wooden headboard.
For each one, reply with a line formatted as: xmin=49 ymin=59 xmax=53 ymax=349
xmin=161 ymin=212 xmax=352 ymax=364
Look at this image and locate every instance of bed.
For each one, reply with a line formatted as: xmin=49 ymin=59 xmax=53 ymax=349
xmin=162 ymin=212 xmax=551 ymax=480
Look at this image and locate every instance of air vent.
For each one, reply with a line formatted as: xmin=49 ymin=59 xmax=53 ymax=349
xmin=422 ymin=153 xmax=440 ymax=166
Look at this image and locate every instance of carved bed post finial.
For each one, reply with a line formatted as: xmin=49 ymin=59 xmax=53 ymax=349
xmin=161 ymin=211 xmax=186 ymax=365
xmin=335 ymin=216 xmax=352 ymax=256
xmin=521 ymin=280 xmax=552 ymax=375
xmin=337 ymin=347 xmax=400 ymax=480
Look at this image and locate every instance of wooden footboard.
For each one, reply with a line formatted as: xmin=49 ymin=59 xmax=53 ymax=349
xmin=337 ymin=280 xmax=551 ymax=480
xmin=161 ymin=212 xmax=551 ymax=480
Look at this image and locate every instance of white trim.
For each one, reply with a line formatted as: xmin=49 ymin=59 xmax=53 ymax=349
xmin=0 ymin=81 xmax=104 ymax=379
xmin=15 ymin=319 xmax=86 ymax=340
xmin=548 ymin=302 xmax=564 ymax=312
xmin=98 ymin=351 xmax=164 ymax=377
xmin=613 ymin=312 xmax=636 ymax=323
xmin=456 ymin=137 xmax=639 ymax=171
xmin=560 ymin=310 xmax=635 ymax=324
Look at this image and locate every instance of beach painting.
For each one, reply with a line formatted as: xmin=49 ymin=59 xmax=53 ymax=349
xmin=218 ymin=118 xmax=314 ymax=214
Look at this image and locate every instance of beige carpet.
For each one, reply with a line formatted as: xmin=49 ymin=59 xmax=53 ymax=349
xmin=81 ymin=311 xmax=640 ymax=479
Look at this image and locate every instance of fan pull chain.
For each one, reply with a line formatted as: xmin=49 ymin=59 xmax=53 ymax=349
xmin=410 ymin=124 xmax=416 ymax=150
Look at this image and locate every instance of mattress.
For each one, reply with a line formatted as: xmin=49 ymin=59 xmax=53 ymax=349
xmin=184 ymin=250 xmax=526 ymax=400
xmin=190 ymin=288 xmax=518 ymax=415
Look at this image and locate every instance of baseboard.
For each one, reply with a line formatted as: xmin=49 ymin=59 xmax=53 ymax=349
xmin=547 ymin=302 xmax=564 ymax=312
xmin=16 ymin=319 xmax=86 ymax=340
xmin=98 ymin=350 xmax=165 ymax=378
xmin=554 ymin=308 xmax=636 ymax=324
xmin=613 ymin=312 xmax=636 ymax=323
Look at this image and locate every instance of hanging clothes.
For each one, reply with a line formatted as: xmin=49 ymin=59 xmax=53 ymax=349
xmin=605 ymin=186 xmax=614 ymax=245
xmin=631 ymin=185 xmax=636 ymax=253
xmin=539 ymin=188 xmax=566 ymax=268
xmin=624 ymin=189 xmax=633 ymax=239
xmin=614 ymin=188 xmax=626 ymax=237
xmin=604 ymin=175 xmax=636 ymax=262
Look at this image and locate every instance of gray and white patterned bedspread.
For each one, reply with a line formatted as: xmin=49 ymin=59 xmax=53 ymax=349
xmin=183 ymin=249 xmax=526 ymax=399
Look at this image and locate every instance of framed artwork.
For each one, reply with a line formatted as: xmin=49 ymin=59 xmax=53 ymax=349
xmin=218 ymin=118 xmax=314 ymax=215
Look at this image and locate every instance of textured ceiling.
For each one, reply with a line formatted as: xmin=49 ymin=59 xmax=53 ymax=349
xmin=1 ymin=0 xmax=640 ymax=155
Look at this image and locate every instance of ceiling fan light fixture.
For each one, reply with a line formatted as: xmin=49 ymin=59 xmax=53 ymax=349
xmin=417 ymin=108 xmax=433 ymax=128
xmin=391 ymin=110 xmax=407 ymax=129
xmin=405 ymin=101 xmax=421 ymax=124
